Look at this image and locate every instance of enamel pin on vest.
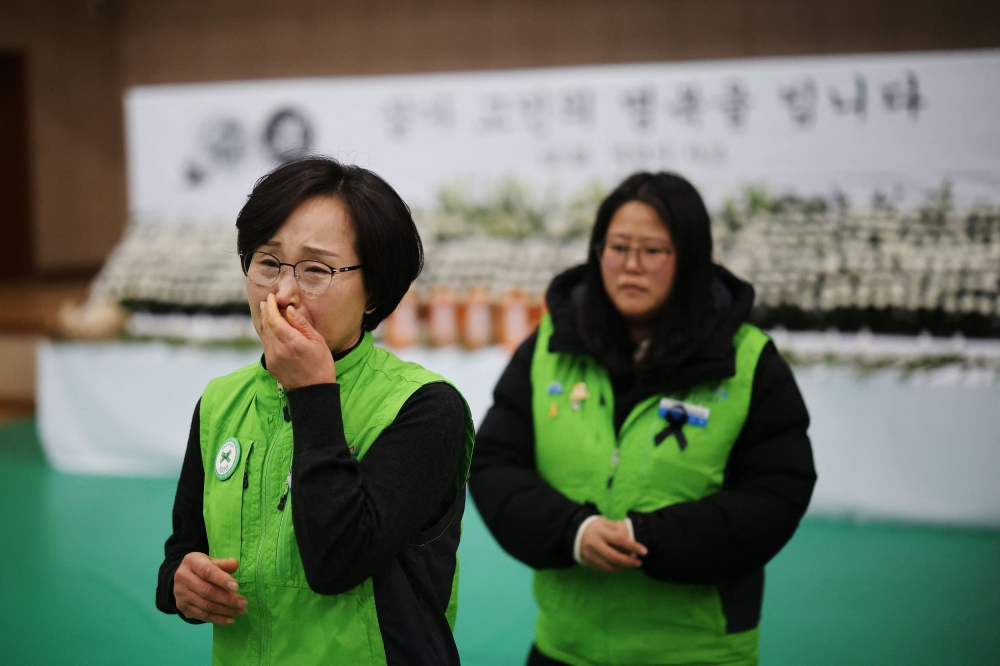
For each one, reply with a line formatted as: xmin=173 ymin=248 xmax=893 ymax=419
xmin=547 ymin=381 xmax=563 ymax=418
xmin=215 ymin=437 xmax=241 ymax=480
xmin=569 ymin=382 xmax=590 ymax=411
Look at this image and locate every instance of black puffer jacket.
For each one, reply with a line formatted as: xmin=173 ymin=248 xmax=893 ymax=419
xmin=469 ymin=264 xmax=816 ymax=632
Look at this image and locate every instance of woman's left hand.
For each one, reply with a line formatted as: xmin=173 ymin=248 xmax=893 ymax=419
xmin=259 ymin=293 xmax=337 ymax=389
xmin=579 ymin=517 xmax=647 ymax=574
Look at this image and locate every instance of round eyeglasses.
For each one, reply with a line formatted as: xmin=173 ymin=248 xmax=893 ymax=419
xmin=242 ymin=251 xmax=363 ymax=295
xmin=596 ymin=241 xmax=674 ymax=272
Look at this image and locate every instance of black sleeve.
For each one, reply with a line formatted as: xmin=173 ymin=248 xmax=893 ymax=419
xmin=468 ymin=332 xmax=598 ymax=570
xmin=629 ymin=342 xmax=817 ymax=585
xmin=286 ymin=381 xmax=465 ymax=595
xmin=155 ymin=400 xmax=209 ymax=624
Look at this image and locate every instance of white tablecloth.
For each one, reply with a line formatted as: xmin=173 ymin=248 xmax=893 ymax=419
xmin=37 ymin=341 xmax=1000 ymax=526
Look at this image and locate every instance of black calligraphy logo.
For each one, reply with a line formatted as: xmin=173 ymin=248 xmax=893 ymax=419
xmin=200 ymin=118 xmax=246 ymax=167
xmin=184 ymin=161 xmax=207 ymax=186
xmin=622 ymin=87 xmax=657 ymax=132
xmin=559 ymin=89 xmax=595 ymax=126
xmin=622 ymin=87 xmax=656 ymax=132
xmin=669 ymin=84 xmax=702 ymax=126
xmin=382 ymin=97 xmax=416 ymax=139
xmin=520 ymin=91 xmax=552 ymax=136
xmin=383 ymin=95 xmax=454 ymax=140
xmin=780 ymin=77 xmax=818 ymax=128
xmin=263 ymin=107 xmax=314 ymax=162
xmin=718 ymin=81 xmax=752 ymax=129
xmin=829 ymin=75 xmax=868 ymax=121
xmin=183 ymin=116 xmax=248 ymax=187
xmin=882 ymin=72 xmax=924 ymax=120
xmin=540 ymin=144 xmax=591 ymax=168
xmin=421 ymin=95 xmax=455 ymax=130
xmin=478 ymin=94 xmax=515 ymax=133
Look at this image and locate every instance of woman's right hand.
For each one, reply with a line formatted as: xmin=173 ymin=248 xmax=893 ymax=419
xmin=259 ymin=294 xmax=337 ymax=390
xmin=174 ymin=552 xmax=248 ymax=624
xmin=579 ymin=517 xmax=648 ymax=574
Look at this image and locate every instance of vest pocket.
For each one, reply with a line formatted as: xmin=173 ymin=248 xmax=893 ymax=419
xmin=275 ymin=495 xmax=296 ymax=581
xmin=274 ymin=495 xmax=317 ymax=588
xmin=204 ymin=440 xmax=254 ymax=565
xmin=274 ymin=496 xmax=365 ymax=595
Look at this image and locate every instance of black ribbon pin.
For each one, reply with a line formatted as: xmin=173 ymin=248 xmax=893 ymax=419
xmin=654 ymin=405 xmax=689 ymax=451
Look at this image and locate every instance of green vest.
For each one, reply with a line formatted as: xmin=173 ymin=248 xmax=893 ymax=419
xmin=199 ymin=332 xmax=475 ymax=666
xmin=530 ymin=314 xmax=770 ymax=666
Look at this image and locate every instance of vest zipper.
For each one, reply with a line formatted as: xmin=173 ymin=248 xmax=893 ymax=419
xmin=274 ymin=381 xmax=293 ymax=579
xmin=607 ymin=447 xmax=620 ymax=488
xmin=276 ymin=466 xmax=291 ymax=511
xmin=606 ymin=445 xmax=621 ymax=518
xmin=275 ymin=465 xmax=292 ymax=578
xmin=242 ymin=445 xmax=253 ymax=490
xmin=253 ymin=383 xmax=288 ymax=639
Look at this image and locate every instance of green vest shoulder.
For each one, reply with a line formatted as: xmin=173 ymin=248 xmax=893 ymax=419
xmin=529 ymin=314 xmax=769 ymax=666
xmin=198 ymin=332 xmax=474 ymax=666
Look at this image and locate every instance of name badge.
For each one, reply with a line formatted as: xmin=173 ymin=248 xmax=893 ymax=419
xmin=658 ymin=398 xmax=710 ymax=427
xmin=215 ymin=437 xmax=242 ymax=480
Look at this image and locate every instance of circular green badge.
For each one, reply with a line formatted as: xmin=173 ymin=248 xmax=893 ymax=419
xmin=215 ymin=437 xmax=242 ymax=481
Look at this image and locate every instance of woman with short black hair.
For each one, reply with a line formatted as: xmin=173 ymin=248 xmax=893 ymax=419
xmin=156 ymin=157 xmax=475 ymax=665
xmin=234 ymin=157 xmax=423 ymax=332
xmin=470 ymin=171 xmax=816 ymax=666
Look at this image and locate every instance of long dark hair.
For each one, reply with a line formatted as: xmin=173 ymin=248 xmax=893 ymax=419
xmin=578 ymin=172 xmax=717 ymax=379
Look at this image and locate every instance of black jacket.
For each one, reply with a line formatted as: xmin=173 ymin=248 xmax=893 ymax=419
xmin=469 ymin=264 xmax=816 ymax=633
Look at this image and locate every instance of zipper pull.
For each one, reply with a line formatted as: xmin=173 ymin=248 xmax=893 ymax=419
xmin=276 ymin=382 xmax=291 ymax=421
xmin=607 ymin=447 xmax=620 ymax=489
xmin=243 ymin=448 xmax=253 ymax=490
xmin=277 ymin=466 xmax=292 ymax=511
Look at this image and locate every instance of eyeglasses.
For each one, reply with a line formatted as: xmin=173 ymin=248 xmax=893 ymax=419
xmin=242 ymin=251 xmax=362 ymax=295
xmin=597 ymin=241 xmax=674 ymax=272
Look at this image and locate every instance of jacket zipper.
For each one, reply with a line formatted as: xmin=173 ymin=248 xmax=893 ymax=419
xmin=253 ymin=383 xmax=287 ymax=651
xmin=606 ymin=445 xmax=621 ymax=517
xmin=242 ymin=444 xmax=254 ymax=490
xmin=273 ymin=381 xmax=294 ymax=578
xmin=275 ymin=465 xmax=292 ymax=578
xmin=605 ymin=399 xmax=654 ymax=518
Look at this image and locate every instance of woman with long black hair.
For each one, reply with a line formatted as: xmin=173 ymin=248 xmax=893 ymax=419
xmin=470 ymin=172 xmax=816 ymax=666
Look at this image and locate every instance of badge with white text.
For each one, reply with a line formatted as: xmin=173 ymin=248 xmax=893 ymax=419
xmin=215 ymin=437 xmax=242 ymax=481
xmin=658 ymin=398 xmax=710 ymax=427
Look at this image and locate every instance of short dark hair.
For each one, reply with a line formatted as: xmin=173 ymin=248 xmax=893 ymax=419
xmin=236 ymin=156 xmax=423 ymax=331
xmin=578 ymin=171 xmax=717 ymax=378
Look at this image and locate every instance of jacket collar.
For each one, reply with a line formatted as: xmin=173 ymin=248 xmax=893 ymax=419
xmin=334 ymin=330 xmax=373 ymax=381
xmin=253 ymin=331 xmax=373 ymax=415
xmin=543 ymin=263 xmax=756 ymax=393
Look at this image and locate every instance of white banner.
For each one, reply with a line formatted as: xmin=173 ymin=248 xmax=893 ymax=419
xmin=126 ymin=49 xmax=1000 ymax=223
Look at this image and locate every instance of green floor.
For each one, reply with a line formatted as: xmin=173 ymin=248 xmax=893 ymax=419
xmin=1 ymin=418 xmax=998 ymax=665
